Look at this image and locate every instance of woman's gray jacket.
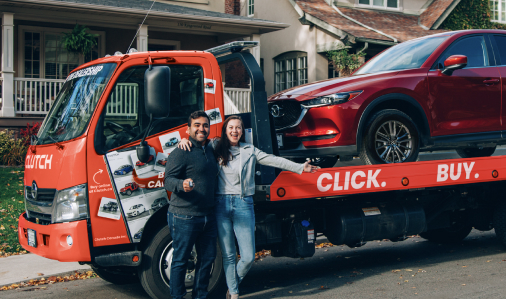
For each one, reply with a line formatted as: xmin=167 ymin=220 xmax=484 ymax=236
xmin=213 ymin=140 xmax=304 ymax=197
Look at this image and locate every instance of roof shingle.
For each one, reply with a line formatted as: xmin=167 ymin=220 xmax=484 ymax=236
xmin=419 ymin=0 xmax=456 ymax=29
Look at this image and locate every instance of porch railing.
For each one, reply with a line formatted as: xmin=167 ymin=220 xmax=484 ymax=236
xmin=14 ymin=78 xmax=64 ymax=115
xmin=224 ymin=87 xmax=251 ymax=114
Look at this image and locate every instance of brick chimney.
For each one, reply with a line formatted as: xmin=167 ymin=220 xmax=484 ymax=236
xmin=225 ymin=0 xmax=240 ymax=15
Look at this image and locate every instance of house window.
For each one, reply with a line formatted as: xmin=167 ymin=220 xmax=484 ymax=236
xmin=274 ymin=52 xmax=308 ymax=93
xmin=19 ymin=26 xmax=103 ymax=79
xmin=358 ymin=0 xmax=398 ymax=9
xmin=490 ymin=0 xmax=505 ymax=22
xmin=248 ymin=0 xmax=254 ymax=16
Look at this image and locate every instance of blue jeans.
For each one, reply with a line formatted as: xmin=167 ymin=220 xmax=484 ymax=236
xmin=215 ymin=194 xmax=256 ymax=295
xmin=167 ymin=211 xmax=218 ymax=299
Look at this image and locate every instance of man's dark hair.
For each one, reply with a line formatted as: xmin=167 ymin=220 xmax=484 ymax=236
xmin=188 ymin=110 xmax=210 ymax=127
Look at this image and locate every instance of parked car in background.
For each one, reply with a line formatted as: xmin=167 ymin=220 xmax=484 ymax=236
xmin=127 ymin=204 xmax=146 ymax=217
xmin=151 ymin=197 xmax=169 ymax=212
xmin=156 ymin=158 xmax=167 ymax=166
xmin=269 ymin=30 xmax=506 ymax=166
xmin=134 ymin=228 xmax=143 ymax=240
xmin=165 ymin=137 xmax=179 ymax=147
xmin=136 ymin=155 xmax=154 ymax=167
xmin=114 ymin=164 xmax=133 ymax=175
xmin=120 ymin=182 xmax=139 ymax=196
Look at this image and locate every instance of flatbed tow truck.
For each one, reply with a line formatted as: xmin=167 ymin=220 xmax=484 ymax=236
xmin=18 ymin=42 xmax=506 ymax=298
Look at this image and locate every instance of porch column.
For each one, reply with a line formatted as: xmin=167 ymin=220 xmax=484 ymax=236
xmin=1 ymin=12 xmax=15 ymax=117
xmin=250 ymin=34 xmax=260 ymax=65
xmin=136 ymin=25 xmax=148 ymax=52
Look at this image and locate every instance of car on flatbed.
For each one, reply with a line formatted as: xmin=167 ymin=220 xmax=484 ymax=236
xmin=269 ymin=30 xmax=506 ymax=167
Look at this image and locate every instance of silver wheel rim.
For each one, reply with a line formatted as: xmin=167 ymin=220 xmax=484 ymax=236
xmin=159 ymin=242 xmax=213 ymax=292
xmin=374 ymin=120 xmax=413 ymax=163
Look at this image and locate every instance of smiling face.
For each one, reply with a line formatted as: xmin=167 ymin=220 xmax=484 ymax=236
xmin=226 ymin=119 xmax=243 ymax=146
xmin=187 ymin=116 xmax=210 ymax=145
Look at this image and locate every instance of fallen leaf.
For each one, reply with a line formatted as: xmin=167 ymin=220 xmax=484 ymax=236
xmin=37 ymin=273 xmax=44 ymax=276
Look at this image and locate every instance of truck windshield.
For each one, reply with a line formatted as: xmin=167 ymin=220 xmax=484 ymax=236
xmin=353 ymin=36 xmax=448 ymax=75
xmin=37 ymin=63 xmax=116 ymax=145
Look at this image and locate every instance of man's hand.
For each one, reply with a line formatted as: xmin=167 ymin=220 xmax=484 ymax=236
xmin=183 ymin=178 xmax=194 ymax=192
xmin=303 ymin=161 xmax=320 ymax=173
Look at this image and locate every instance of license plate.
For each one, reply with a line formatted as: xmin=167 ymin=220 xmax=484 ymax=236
xmin=276 ymin=133 xmax=283 ymax=148
xmin=27 ymin=229 xmax=37 ymax=248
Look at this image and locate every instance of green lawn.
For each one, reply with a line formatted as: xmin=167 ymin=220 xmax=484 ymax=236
xmin=0 ymin=167 xmax=27 ymax=256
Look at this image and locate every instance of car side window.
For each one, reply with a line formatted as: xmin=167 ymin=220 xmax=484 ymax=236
xmin=436 ymin=36 xmax=489 ymax=69
xmin=492 ymin=35 xmax=506 ymax=65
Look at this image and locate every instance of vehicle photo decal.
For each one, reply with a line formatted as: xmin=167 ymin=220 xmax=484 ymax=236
xmin=159 ymin=131 xmax=181 ymax=155
xmin=130 ymin=146 xmax=156 ymax=175
xmin=206 ymin=108 xmax=222 ymax=125
xmin=116 ymin=176 xmax=144 ymax=200
xmin=154 ymin=152 xmax=169 ymax=172
xmin=127 ymin=217 xmax=149 ymax=241
xmin=204 ymin=78 xmax=216 ymax=94
xmin=97 ymin=197 xmax=121 ymax=220
xmin=107 ymin=151 xmax=135 ymax=181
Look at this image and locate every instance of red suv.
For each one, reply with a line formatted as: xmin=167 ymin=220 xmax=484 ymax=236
xmin=269 ymin=30 xmax=506 ymax=166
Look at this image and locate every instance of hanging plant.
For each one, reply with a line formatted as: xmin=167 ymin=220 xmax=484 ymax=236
xmin=327 ymin=48 xmax=366 ymax=77
xmin=61 ymin=24 xmax=99 ymax=55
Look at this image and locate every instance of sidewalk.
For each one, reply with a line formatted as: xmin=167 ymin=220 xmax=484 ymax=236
xmin=0 ymin=253 xmax=90 ymax=287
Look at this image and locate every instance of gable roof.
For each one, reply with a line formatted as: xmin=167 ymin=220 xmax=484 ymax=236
xmin=419 ymin=0 xmax=461 ymax=29
xmin=294 ymin=0 xmax=448 ymax=44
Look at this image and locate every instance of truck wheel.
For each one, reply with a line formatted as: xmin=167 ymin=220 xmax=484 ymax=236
xmin=360 ymin=110 xmax=420 ymax=165
xmin=91 ymin=265 xmax=139 ymax=285
xmin=419 ymin=224 xmax=472 ymax=244
xmin=493 ymin=202 xmax=506 ymax=247
xmin=127 ymin=190 xmax=132 ymax=196
xmin=456 ymin=146 xmax=496 ymax=158
xmin=139 ymin=226 xmax=224 ymax=299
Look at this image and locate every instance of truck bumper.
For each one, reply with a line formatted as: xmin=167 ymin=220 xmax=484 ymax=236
xmin=18 ymin=212 xmax=91 ymax=262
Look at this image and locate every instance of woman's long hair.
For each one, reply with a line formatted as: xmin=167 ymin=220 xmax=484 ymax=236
xmin=215 ymin=115 xmax=246 ymax=166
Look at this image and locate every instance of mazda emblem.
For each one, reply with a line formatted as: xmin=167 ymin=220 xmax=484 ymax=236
xmin=31 ymin=181 xmax=38 ymax=200
xmin=270 ymin=105 xmax=284 ymax=118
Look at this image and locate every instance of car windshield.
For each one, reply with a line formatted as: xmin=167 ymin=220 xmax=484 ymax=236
xmin=354 ymin=36 xmax=449 ymax=75
xmin=37 ymin=63 xmax=116 ymax=145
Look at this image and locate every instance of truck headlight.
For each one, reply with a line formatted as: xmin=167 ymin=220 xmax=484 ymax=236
xmin=301 ymin=91 xmax=362 ymax=108
xmin=52 ymin=184 xmax=88 ymax=223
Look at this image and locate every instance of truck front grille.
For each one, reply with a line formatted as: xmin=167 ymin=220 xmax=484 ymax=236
xmin=268 ymin=101 xmax=304 ymax=130
xmin=25 ymin=186 xmax=56 ymax=202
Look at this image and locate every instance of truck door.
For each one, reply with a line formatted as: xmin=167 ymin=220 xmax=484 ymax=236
xmin=87 ymin=56 xmax=220 ymax=246
xmin=488 ymin=34 xmax=506 ymax=133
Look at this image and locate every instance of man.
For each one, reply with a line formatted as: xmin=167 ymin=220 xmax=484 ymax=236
xmin=164 ymin=110 xmax=218 ymax=299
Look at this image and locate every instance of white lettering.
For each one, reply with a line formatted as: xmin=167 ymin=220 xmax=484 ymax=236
xmin=463 ymin=162 xmax=475 ymax=179
xmin=333 ymin=172 xmax=343 ymax=191
xmin=158 ymin=172 xmax=165 ymax=178
xmin=351 ymin=171 xmax=366 ymax=189
xmin=437 ymin=164 xmax=449 ymax=182
xmin=154 ymin=181 xmax=163 ymax=188
xmin=317 ymin=173 xmax=332 ymax=192
xmin=148 ymin=181 xmax=155 ymax=188
xmin=45 ymin=155 xmax=52 ymax=169
xmin=38 ymin=155 xmax=46 ymax=169
xmin=367 ymin=169 xmax=381 ymax=188
xmin=344 ymin=172 xmax=350 ymax=190
xmin=450 ymin=163 xmax=461 ymax=180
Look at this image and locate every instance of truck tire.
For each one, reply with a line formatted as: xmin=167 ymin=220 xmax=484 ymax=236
xmin=360 ymin=110 xmax=420 ymax=165
xmin=138 ymin=226 xmax=224 ymax=299
xmin=419 ymin=224 xmax=472 ymax=244
xmin=91 ymin=265 xmax=139 ymax=285
xmin=493 ymin=202 xmax=506 ymax=247
xmin=456 ymin=146 xmax=496 ymax=158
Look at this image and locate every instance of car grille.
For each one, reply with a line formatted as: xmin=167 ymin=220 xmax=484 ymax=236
xmin=268 ymin=101 xmax=303 ymax=130
xmin=25 ymin=186 xmax=57 ymax=203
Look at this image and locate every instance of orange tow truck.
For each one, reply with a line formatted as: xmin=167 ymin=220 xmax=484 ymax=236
xmin=18 ymin=42 xmax=506 ymax=298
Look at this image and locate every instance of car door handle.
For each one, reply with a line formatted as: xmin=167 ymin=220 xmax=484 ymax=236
xmin=483 ymin=79 xmax=500 ymax=84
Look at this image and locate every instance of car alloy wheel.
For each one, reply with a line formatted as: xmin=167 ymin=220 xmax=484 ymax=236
xmin=374 ymin=120 xmax=413 ymax=163
xmin=160 ymin=242 xmax=203 ymax=290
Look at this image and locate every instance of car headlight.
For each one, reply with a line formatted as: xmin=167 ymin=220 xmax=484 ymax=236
xmin=52 ymin=184 xmax=88 ymax=223
xmin=301 ymin=91 xmax=362 ymax=108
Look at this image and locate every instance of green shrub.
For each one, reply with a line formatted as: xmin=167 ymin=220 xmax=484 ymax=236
xmin=441 ymin=0 xmax=506 ymax=30
xmin=0 ymin=131 xmax=29 ymax=166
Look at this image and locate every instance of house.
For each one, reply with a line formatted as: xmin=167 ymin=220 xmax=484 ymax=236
xmin=0 ymin=0 xmax=288 ymax=126
xmin=240 ymin=0 xmax=461 ymax=95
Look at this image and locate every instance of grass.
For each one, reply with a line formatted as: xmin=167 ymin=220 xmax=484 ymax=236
xmin=0 ymin=167 xmax=27 ymax=256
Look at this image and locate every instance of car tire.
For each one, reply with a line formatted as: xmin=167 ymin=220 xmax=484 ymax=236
xmin=293 ymin=156 xmax=338 ymax=168
xmin=456 ymin=146 xmax=496 ymax=158
xmin=91 ymin=265 xmax=139 ymax=285
xmin=360 ymin=109 xmax=420 ymax=165
xmin=127 ymin=190 xmax=132 ymax=196
xmin=138 ymin=226 xmax=225 ymax=299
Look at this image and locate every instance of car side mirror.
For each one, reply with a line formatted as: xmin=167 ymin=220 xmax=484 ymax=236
xmin=442 ymin=55 xmax=467 ymax=76
xmin=137 ymin=141 xmax=150 ymax=163
xmin=144 ymin=66 xmax=171 ymax=117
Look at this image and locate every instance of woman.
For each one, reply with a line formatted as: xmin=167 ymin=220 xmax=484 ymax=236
xmin=178 ymin=115 xmax=318 ymax=299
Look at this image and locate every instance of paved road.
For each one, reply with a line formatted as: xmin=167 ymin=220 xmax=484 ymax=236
xmin=2 ymin=230 xmax=506 ymax=299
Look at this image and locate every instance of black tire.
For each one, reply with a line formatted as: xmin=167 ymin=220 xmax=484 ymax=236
xmin=138 ymin=226 xmax=224 ymax=299
xmin=456 ymin=146 xmax=496 ymax=158
xmin=293 ymin=156 xmax=338 ymax=168
xmin=360 ymin=109 xmax=420 ymax=165
xmin=91 ymin=265 xmax=139 ymax=285
xmin=419 ymin=224 xmax=472 ymax=244
xmin=493 ymin=202 xmax=506 ymax=247
xmin=127 ymin=190 xmax=132 ymax=196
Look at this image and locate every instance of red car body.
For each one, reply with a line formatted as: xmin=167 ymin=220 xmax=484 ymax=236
xmin=120 ymin=182 xmax=139 ymax=195
xmin=136 ymin=155 xmax=154 ymax=167
xmin=268 ymin=30 xmax=506 ymax=164
xmin=157 ymin=159 xmax=167 ymax=166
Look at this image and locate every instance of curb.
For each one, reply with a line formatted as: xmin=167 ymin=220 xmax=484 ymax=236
xmin=0 ymin=268 xmax=93 ymax=289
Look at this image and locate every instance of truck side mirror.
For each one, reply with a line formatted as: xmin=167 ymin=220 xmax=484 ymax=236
xmin=442 ymin=55 xmax=467 ymax=76
xmin=144 ymin=66 xmax=171 ymax=117
xmin=137 ymin=66 xmax=171 ymax=163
